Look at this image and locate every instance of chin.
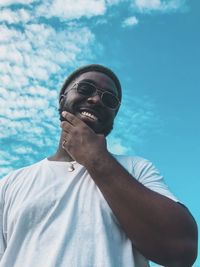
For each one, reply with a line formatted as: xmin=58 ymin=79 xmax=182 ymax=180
xmin=59 ymin=108 xmax=113 ymax=136
xmin=94 ymin=124 xmax=113 ymax=137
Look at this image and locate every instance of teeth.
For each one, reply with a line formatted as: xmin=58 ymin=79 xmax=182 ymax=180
xmin=81 ymin=111 xmax=97 ymax=121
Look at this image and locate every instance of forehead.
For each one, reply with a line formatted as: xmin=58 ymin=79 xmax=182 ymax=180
xmin=74 ymin=71 xmax=118 ymax=95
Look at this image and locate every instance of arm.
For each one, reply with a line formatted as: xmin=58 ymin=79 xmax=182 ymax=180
xmin=85 ymin=152 xmax=197 ymax=266
xmin=60 ymin=111 xmax=198 ymax=267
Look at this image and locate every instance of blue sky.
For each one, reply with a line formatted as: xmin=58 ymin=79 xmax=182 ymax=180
xmin=0 ymin=0 xmax=199 ymax=265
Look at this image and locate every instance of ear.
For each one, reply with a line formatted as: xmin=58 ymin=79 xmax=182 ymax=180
xmin=59 ymin=95 xmax=66 ymax=113
xmin=59 ymin=94 xmax=65 ymax=104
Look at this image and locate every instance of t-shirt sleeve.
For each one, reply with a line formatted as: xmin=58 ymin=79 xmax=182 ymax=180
xmin=131 ymin=157 xmax=179 ymax=202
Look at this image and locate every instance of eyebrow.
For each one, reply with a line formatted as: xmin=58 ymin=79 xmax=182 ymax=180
xmin=79 ymin=79 xmax=118 ymax=96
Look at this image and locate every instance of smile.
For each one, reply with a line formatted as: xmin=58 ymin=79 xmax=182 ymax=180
xmin=80 ymin=111 xmax=98 ymax=121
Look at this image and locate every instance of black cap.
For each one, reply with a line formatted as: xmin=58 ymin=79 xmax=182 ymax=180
xmin=59 ymin=64 xmax=122 ymax=103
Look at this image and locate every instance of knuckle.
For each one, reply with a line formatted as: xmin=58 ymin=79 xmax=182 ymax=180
xmin=62 ymin=121 xmax=67 ymax=128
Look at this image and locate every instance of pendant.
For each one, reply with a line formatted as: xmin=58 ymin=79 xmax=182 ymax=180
xmin=68 ymin=163 xmax=75 ymax=172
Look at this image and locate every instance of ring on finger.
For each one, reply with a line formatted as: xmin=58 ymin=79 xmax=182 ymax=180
xmin=62 ymin=139 xmax=67 ymax=146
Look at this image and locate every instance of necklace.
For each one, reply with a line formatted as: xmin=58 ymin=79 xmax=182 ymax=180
xmin=67 ymin=161 xmax=76 ymax=172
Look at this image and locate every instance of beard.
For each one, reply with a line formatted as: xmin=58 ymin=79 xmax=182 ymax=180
xmin=58 ymin=104 xmax=114 ymax=137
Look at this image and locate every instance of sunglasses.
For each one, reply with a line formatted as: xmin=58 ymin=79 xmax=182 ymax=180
xmin=64 ymin=81 xmax=120 ymax=110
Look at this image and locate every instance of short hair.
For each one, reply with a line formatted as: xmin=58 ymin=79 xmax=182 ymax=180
xmin=59 ymin=64 xmax=122 ymax=102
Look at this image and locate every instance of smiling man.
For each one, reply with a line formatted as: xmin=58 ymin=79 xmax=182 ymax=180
xmin=0 ymin=64 xmax=198 ymax=267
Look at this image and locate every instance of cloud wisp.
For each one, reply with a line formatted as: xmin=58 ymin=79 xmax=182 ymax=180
xmin=37 ymin=0 xmax=107 ymax=20
xmin=108 ymin=94 xmax=162 ymax=155
xmin=133 ymin=0 xmax=187 ymax=13
xmin=0 ymin=0 xmax=38 ymax=7
xmin=0 ymin=0 xmax=186 ymax=177
xmin=122 ymin=16 xmax=139 ymax=28
xmin=0 ymin=2 xmax=98 ymax=177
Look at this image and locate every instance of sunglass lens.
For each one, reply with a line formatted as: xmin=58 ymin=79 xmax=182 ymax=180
xmin=102 ymin=93 xmax=119 ymax=109
xmin=77 ymin=83 xmax=95 ymax=96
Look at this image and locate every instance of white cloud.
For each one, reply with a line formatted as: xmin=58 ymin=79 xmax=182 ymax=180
xmin=106 ymin=0 xmax=124 ymax=4
xmin=0 ymin=22 xmax=95 ymax=112
xmin=135 ymin=0 xmax=161 ymax=10
xmin=0 ymin=3 xmax=99 ymax=177
xmin=107 ymin=94 xmax=163 ymax=154
xmin=122 ymin=16 xmax=139 ymax=27
xmin=0 ymin=0 xmax=38 ymax=6
xmin=0 ymin=8 xmax=31 ymax=24
xmin=36 ymin=0 xmax=130 ymax=22
xmin=133 ymin=0 xmax=186 ymax=12
xmin=0 ymin=22 xmax=95 ymax=90
xmin=108 ymin=138 xmax=129 ymax=155
xmin=37 ymin=0 xmax=107 ymax=20
xmin=0 ymin=0 xmax=187 ymax=178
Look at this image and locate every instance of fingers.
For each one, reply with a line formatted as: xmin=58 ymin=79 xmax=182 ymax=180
xmin=61 ymin=111 xmax=80 ymax=126
xmin=60 ymin=120 xmax=73 ymax=133
xmin=61 ymin=111 xmax=91 ymax=134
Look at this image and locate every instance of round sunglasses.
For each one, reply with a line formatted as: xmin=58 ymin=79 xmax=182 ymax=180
xmin=63 ymin=81 xmax=120 ymax=110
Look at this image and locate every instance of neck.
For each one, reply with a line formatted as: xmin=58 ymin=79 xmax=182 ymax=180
xmin=48 ymin=133 xmax=74 ymax=162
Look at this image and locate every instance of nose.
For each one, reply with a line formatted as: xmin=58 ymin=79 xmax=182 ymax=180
xmin=87 ymin=93 xmax=103 ymax=106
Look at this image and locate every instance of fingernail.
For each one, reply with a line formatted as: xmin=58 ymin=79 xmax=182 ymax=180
xmin=62 ymin=111 xmax=67 ymax=116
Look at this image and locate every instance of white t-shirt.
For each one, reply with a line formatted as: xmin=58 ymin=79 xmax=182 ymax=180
xmin=0 ymin=155 xmax=178 ymax=267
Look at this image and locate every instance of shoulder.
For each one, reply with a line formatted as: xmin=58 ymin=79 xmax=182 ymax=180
xmin=112 ymin=154 xmax=153 ymax=177
xmin=112 ymin=154 xmax=178 ymax=202
xmin=0 ymin=158 xmax=46 ymax=192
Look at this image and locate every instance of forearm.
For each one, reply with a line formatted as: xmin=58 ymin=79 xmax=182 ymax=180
xmin=85 ymin=151 xmax=198 ymax=266
xmin=59 ymin=111 xmax=197 ymax=265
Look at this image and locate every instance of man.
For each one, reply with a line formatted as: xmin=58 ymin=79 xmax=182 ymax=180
xmin=0 ymin=64 xmax=198 ymax=267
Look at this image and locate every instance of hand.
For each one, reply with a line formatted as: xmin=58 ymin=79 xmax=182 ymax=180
xmin=60 ymin=111 xmax=107 ymax=167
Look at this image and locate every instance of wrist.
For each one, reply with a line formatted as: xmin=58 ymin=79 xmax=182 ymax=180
xmin=84 ymin=149 xmax=113 ymax=173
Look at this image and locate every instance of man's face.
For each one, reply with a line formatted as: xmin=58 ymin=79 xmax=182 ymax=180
xmin=59 ymin=71 xmax=119 ymax=136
